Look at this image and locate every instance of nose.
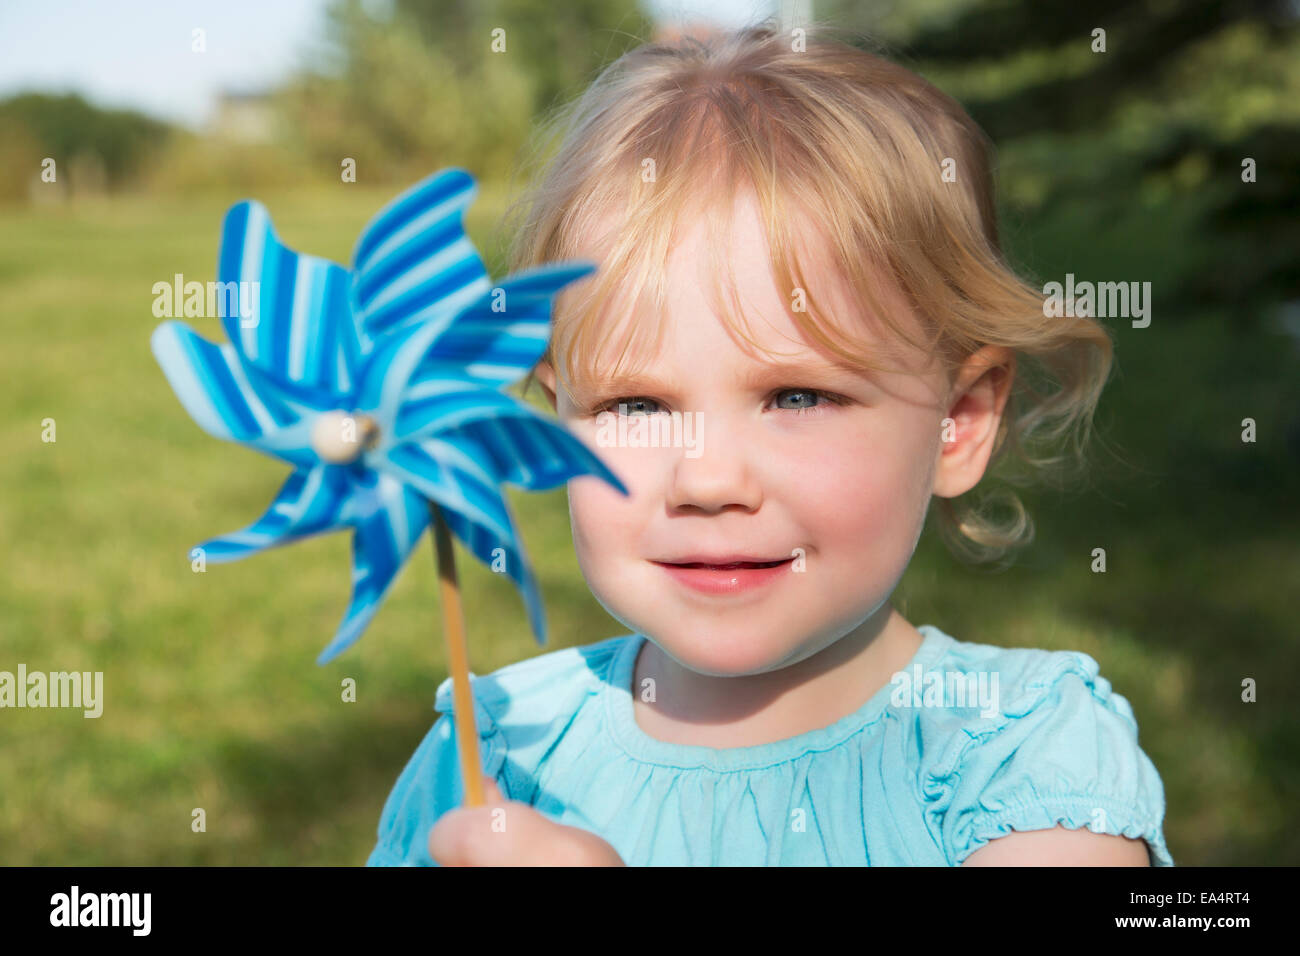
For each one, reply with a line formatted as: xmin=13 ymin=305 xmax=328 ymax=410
xmin=664 ymin=417 xmax=762 ymax=514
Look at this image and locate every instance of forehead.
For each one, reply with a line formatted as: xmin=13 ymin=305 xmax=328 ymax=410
xmin=563 ymin=184 xmax=936 ymax=383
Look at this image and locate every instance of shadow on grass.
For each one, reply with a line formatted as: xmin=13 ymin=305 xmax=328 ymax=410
xmin=209 ymin=696 xmax=439 ymax=864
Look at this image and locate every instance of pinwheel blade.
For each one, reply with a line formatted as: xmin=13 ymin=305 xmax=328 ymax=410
xmin=380 ymin=435 xmax=518 ymax=545
xmin=436 ymin=478 xmax=547 ymax=647
xmin=393 ymin=384 xmax=628 ymax=495
xmin=457 ymin=414 xmax=629 ymax=494
xmin=351 ymin=168 xmax=493 ymax=340
xmin=217 ymin=201 xmax=363 ymax=395
xmin=407 ymin=262 xmax=596 ymax=389
xmin=393 ymin=379 xmax=532 ymax=439
xmin=316 ymin=477 xmax=430 ymax=664
xmin=352 ymin=304 xmax=460 ymax=432
xmin=151 ymin=321 xmax=316 ymax=469
xmin=195 ymin=466 xmax=353 ymax=562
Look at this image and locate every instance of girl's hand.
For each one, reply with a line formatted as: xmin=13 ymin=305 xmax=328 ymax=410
xmin=428 ymin=777 xmax=625 ymax=866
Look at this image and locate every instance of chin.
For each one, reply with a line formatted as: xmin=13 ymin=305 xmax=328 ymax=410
xmin=643 ymin=620 xmax=800 ymax=677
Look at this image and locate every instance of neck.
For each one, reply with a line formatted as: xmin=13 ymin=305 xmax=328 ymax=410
xmin=632 ymin=603 xmax=923 ymax=748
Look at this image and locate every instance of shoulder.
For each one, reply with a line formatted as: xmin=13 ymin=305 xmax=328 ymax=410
xmin=909 ymin=627 xmax=1173 ymax=866
xmin=907 ymin=629 xmax=1140 ymax=745
xmin=433 ymin=632 xmax=629 ymax=722
xmin=431 ymin=633 xmax=633 ymax=796
xmin=923 ymin=628 xmax=1124 ymax=710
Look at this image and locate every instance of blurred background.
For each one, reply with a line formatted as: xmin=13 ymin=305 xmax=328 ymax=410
xmin=1 ymin=0 xmax=1296 ymax=865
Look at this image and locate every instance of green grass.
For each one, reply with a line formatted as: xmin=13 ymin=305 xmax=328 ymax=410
xmin=0 ymin=183 xmax=1295 ymax=864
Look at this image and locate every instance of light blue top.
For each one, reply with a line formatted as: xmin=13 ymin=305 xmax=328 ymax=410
xmin=366 ymin=625 xmax=1174 ymax=866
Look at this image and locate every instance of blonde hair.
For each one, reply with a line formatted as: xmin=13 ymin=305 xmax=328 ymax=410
xmin=500 ymin=20 xmax=1113 ymax=565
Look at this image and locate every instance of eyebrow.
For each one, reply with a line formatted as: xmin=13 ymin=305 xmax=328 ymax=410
xmin=582 ymin=361 xmax=871 ymax=395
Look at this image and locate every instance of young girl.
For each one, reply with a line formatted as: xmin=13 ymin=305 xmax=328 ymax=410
xmin=367 ymin=22 xmax=1172 ymax=867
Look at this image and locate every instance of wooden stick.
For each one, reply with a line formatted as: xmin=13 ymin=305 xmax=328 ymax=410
xmin=430 ymin=501 xmax=484 ymax=808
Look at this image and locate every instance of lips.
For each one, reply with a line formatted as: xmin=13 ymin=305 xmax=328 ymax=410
xmin=653 ymin=555 xmax=795 ymax=596
xmin=655 ymin=555 xmax=793 ymax=569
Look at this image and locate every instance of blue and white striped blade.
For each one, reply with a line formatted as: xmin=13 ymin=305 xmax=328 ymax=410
xmin=151 ymin=320 xmax=316 ymax=469
xmin=352 ymin=303 xmax=460 ymax=431
xmin=438 ymin=496 xmax=547 ymax=647
xmin=350 ymin=168 xmax=493 ymax=340
xmin=195 ymin=466 xmax=352 ymax=562
xmin=239 ymin=358 xmax=345 ymax=419
xmin=453 ymin=415 xmax=629 ymax=494
xmin=378 ymin=435 xmax=517 ymax=545
xmin=393 ymin=383 xmax=629 ymax=495
xmin=409 ymin=262 xmax=596 ymax=388
xmin=393 ymin=380 xmax=530 ymax=439
xmin=217 ymin=201 xmax=363 ymax=394
xmin=316 ymin=476 xmax=430 ymax=664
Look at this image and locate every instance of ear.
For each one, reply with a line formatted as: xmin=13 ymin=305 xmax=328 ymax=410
xmin=533 ymin=359 xmax=558 ymax=412
xmin=933 ymin=346 xmax=1015 ymax=499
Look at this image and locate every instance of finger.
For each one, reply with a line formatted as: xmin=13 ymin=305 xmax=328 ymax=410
xmin=428 ymin=779 xmax=506 ymax=866
xmin=428 ymin=800 xmax=533 ymax=867
xmin=428 ymin=807 xmax=513 ymax=866
xmin=428 ymin=809 xmax=474 ymax=866
xmin=429 ymin=814 xmax=524 ymax=867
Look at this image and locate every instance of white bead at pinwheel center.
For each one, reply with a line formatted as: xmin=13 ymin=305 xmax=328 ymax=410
xmin=311 ymin=411 xmax=379 ymax=464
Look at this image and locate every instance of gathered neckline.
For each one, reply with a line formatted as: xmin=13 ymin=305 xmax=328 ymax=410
xmin=602 ymin=625 xmax=954 ymax=771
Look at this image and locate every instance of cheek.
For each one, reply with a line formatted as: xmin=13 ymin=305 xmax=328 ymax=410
xmin=564 ymin=464 xmax=661 ymax=627
xmin=771 ymin=416 xmax=934 ymax=549
xmin=565 ymin=456 xmax=646 ymax=560
xmin=560 ymin=413 xmax=665 ymax=530
xmin=567 ymin=481 xmax=610 ymax=558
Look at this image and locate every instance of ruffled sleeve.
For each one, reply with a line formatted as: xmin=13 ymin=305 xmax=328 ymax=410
xmin=930 ymin=652 xmax=1174 ymax=866
xmin=366 ymin=674 xmax=508 ymax=866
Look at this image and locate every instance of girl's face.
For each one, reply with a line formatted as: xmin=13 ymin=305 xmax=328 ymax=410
xmin=537 ymin=189 xmax=989 ymax=678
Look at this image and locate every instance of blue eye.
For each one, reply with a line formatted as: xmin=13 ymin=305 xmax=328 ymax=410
xmin=773 ymin=388 xmax=848 ymax=416
xmin=600 ymin=397 xmax=664 ymax=416
xmin=774 ymin=390 xmax=816 ymax=408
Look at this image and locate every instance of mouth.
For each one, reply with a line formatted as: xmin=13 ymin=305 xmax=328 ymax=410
xmin=654 ymin=556 xmax=793 ymax=570
xmin=651 ymin=555 xmax=796 ymax=596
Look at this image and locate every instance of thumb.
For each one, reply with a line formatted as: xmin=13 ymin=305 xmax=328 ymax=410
xmin=480 ymin=775 xmax=505 ymax=805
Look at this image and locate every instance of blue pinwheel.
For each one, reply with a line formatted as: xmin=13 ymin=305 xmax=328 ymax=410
xmin=152 ymin=168 xmax=627 ymax=665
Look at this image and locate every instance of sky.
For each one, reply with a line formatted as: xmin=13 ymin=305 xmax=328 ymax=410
xmin=0 ymin=0 xmax=784 ymax=130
